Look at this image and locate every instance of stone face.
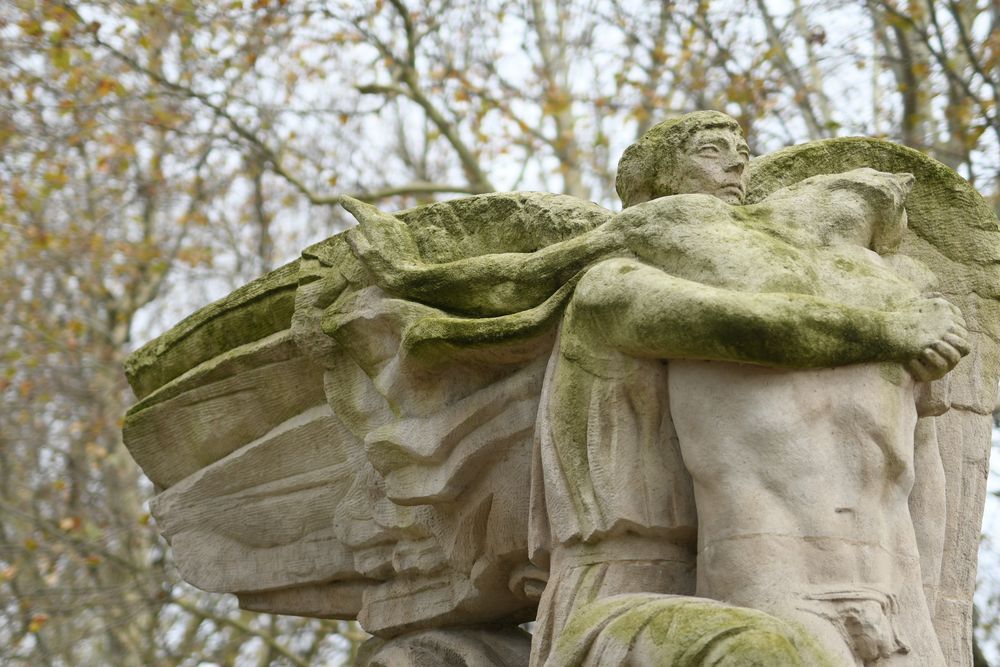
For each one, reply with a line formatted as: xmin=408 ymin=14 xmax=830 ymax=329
xmin=122 ymin=112 xmax=1000 ymax=666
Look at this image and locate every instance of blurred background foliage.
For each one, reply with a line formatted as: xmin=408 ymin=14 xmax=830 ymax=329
xmin=1 ymin=0 xmax=998 ymax=664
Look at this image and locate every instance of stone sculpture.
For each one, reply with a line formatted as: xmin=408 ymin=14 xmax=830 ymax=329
xmin=122 ymin=111 xmax=1000 ymax=666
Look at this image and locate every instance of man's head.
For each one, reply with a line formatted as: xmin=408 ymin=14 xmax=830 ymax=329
xmin=616 ymin=111 xmax=749 ymax=208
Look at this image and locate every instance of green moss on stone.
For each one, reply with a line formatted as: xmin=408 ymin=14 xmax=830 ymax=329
xmin=124 ymin=260 xmax=301 ymax=399
xmin=553 ymin=594 xmax=838 ymax=666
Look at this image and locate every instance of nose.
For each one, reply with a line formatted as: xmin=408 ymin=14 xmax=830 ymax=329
xmin=724 ymin=153 xmax=745 ymax=174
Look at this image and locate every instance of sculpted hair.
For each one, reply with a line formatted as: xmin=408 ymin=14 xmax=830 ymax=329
xmin=616 ymin=110 xmax=743 ymax=208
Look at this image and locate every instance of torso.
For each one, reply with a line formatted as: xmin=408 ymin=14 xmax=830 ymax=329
xmin=667 ymin=359 xmax=919 ymax=600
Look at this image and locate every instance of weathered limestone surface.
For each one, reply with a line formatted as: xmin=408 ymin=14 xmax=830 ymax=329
xmin=125 ymin=260 xmax=300 ymax=400
xmin=122 ymin=111 xmax=1000 ymax=666
xmin=746 ymin=137 xmax=1000 ymax=665
xmin=551 ymin=595 xmax=834 ymax=666
xmin=357 ymin=627 xmax=533 ymax=667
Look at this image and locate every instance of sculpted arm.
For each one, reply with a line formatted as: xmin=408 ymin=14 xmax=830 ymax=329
xmin=568 ymin=258 xmax=967 ymax=370
xmin=342 ymin=196 xmax=621 ymax=316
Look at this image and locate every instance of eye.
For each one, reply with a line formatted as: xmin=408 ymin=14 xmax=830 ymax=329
xmin=698 ymin=144 xmax=720 ymax=155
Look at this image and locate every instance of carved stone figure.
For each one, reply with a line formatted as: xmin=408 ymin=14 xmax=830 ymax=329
xmin=530 ymin=156 xmax=963 ymax=663
xmin=532 ymin=116 xmax=956 ymax=663
xmin=122 ymin=111 xmax=1000 ymax=666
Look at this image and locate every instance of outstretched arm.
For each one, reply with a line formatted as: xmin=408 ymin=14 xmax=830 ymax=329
xmin=567 ymin=258 xmax=969 ymax=372
xmin=342 ymin=196 xmax=620 ymax=316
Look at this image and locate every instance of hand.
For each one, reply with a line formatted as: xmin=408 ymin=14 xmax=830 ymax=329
xmin=890 ymin=296 xmax=970 ymax=381
xmin=907 ymin=336 xmax=970 ymax=381
xmin=341 ymin=196 xmax=426 ymax=291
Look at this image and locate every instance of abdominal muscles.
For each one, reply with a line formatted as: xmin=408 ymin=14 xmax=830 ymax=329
xmin=667 ymin=359 xmax=918 ymax=597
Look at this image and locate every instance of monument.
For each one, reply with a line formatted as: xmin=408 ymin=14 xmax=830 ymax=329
xmin=123 ymin=111 xmax=1000 ymax=665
